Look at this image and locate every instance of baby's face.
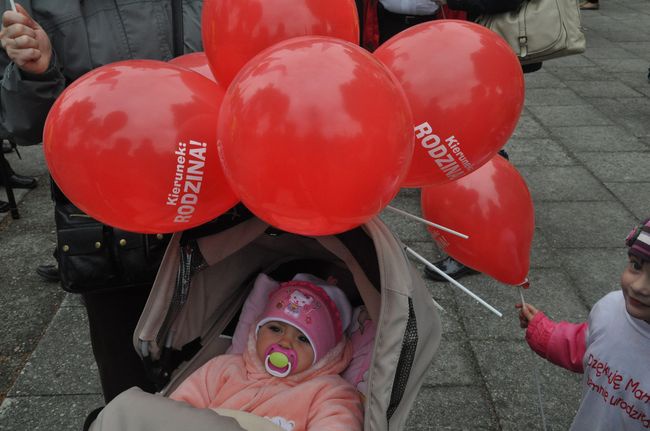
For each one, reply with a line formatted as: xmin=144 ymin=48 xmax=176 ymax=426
xmin=621 ymin=255 xmax=650 ymax=323
xmin=256 ymin=321 xmax=314 ymax=375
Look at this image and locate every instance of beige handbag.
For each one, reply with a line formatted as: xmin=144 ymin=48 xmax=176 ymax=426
xmin=475 ymin=0 xmax=586 ymax=64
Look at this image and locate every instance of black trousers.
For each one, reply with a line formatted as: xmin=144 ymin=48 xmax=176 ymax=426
xmin=81 ymin=283 xmax=156 ymax=403
xmin=377 ymin=2 xmax=438 ymax=44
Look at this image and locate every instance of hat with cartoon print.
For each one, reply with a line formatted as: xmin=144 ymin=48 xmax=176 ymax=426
xmin=256 ymin=280 xmax=351 ymax=364
xmin=626 ymin=218 xmax=650 ymax=261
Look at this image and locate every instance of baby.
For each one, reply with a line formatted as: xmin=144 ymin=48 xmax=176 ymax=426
xmin=170 ymin=279 xmax=363 ymax=431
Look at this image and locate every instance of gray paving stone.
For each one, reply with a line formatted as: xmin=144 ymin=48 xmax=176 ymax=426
xmin=0 ymin=181 xmax=56 ymax=232
xmin=535 ymin=53 xmax=595 ymax=68
xmin=524 ymin=88 xmax=587 ymax=106
xmin=545 ymin=65 xmax=613 ymax=82
xmin=471 ymin=340 xmax=582 ymax=431
xmin=604 ymin=181 xmax=650 ymax=220
xmin=506 ymin=138 xmax=575 ymax=167
xmin=61 ymin=293 xmax=84 ymax=308
xmin=530 ymin=243 xmax=559 ymax=271
xmin=519 ymin=165 xmax=612 ymax=202
xmin=512 ymin=114 xmax=549 ymax=139
xmin=404 ymin=386 xmax=497 ymax=431
xmin=565 ymin=80 xmax=644 ymax=98
xmin=593 ymin=9 xmax=645 ymax=22
xmin=633 ymin=83 xmax=650 ymax=98
xmin=0 ymin=355 xmax=26 ymax=405
xmin=618 ymin=41 xmax=650 ymax=58
xmin=579 ymin=30 xmax=618 ymax=49
xmin=582 ymin=45 xmax=638 ymax=60
xmin=534 ymin=201 xmax=637 ymax=248
xmin=593 ymin=98 xmax=650 ymax=136
xmin=616 ymin=71 xmax=650 ymax=91
xmin=1 ymin=146 xmax=48 ymax=179
xmin=549 ymin=125 xmax=647 ymax=152
xmin=523 ymin=72 xmax=567 ymax=89
xmin=586 ymin=22 xmax=650 ymax=43
xmin=0 ymin=394 xmax=103 ymax=431
xmin=553 ymin=248 xmax=628 ymax=307
xmin=457 ymin=269 xmax=589 ymax=340
xmin=0 ymin=286 xmax=60 ymax=358
xmin=0 ymin=198 xmax=64 ymax=401
xmin=574 ymin=151 xmax=650 ymax=182
xmin=425 ymin=340 xmax=480 ymax=387
xmin=430 ymin=299 xmax=465 ymax=336
xmin=528 ymin=105 xmax=614 ymax=127
xmin=9 ymin=306 xmax=101 ymax=396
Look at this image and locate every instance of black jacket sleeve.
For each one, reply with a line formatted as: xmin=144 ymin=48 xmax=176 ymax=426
xmin=447 ymin=0 xmax=525 ymax=15
xmin=0 ymin=0 xmax=66 ymax=145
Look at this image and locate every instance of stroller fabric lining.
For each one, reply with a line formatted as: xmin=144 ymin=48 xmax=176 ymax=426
xmin=133 ymin=216 xmax=442 ymax=431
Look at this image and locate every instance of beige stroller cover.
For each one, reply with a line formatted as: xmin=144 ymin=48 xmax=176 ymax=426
xmin=91 ymin=215 xmax=442 ymax=430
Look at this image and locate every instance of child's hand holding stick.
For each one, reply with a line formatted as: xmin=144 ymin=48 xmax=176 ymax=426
xmin=516 ymin=302 xmax=539 ymax=328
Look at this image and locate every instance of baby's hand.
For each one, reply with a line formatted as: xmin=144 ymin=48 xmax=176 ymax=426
xmin=515 ymin=303 xmax=539 ymax=329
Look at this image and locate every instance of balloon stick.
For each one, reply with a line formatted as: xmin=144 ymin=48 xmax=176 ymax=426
xmin=520 ymin=287 xmax=548 ymax=431
xmin=386 ymin=205 xmax=469 ymax=239
xmin=405 ymin=246 xmax=502 ymax=317
xmin=9 ymin=0 xmax=16 ymax=12
xmin=431 ymin=298 xmax=445 ymax=313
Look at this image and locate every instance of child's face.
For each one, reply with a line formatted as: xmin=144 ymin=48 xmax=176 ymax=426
xmin=621 ymin=255 xmax=650 ymax=323
xmin=256 ymin=321 xmax=314 ymax=375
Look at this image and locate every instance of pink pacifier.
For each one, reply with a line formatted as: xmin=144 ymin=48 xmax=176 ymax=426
xmin=264 ymin=344 xmax=298 ymax=378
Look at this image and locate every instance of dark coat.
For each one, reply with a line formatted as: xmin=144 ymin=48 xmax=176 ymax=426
xmin=0 ymin=0 xmax=203 ymax=146
xmin=447 ymin=0 xmax=525 ymax=17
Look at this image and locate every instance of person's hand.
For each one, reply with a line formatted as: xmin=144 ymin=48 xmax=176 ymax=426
xmin=515 ymin=303 xmax=539 ymax=329
xmin=0 ymin=3 xmax=52 ymax=75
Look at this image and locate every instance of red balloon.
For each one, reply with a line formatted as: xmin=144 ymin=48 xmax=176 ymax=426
xmin=202 ymin=0 xmax=360 ymax=86
xmin=421 ymin=156 xmax=534 ymax=285
xmin=43 ymin=60 xmax=239 ymax=233
xmin=169 ymin=52 xmax=216 ymax=81
xmin=375 ymin=20 xmax=525 ymax=187
xmin=218 ymin=36 xmax=414 ymax=236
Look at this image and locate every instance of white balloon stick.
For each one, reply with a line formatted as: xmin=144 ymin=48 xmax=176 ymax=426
xmin=520 ymin=287 xmax=549 ymax=431
xmin=386 ymin=205 xmax=469 ymax=239
xmin=431 ymin=298 xmax=445 ymax=313
xmin=9 ymin=0 xmax=16 ymax=12
xmin=405 ymin=246 xmax=503 ymax=318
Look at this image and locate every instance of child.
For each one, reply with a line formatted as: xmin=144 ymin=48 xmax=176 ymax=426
xmin=517 ymin=218 xmax=650 ymax=430
xmin=170 ymin=279 xmax=364 ymax=431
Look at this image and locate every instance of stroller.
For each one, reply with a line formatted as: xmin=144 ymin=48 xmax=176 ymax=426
xmin=88 ymin=208 xmax=442 ymax=431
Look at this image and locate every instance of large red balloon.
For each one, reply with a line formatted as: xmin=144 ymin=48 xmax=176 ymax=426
xmin=202 ymin=0 xmax=360 ymax=86
xmin=421 ymin=156 xmax=534 ymax=285
xmin=169 ymin=52 xmax=216 ymax=81
xmin=375 ymin=20 xmax=525 ymax=187
xmin=218 ymin=36 xmax=414 ymax=236
xmin=43 ymin=60 xmax=239 ymax=233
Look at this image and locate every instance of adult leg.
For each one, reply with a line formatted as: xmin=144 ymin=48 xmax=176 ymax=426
xmin=81 ymin=283 xmax=156 ymax=403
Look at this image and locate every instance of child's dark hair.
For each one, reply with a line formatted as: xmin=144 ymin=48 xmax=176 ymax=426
xmin=626 ymin=218 xmax=650 ymax=262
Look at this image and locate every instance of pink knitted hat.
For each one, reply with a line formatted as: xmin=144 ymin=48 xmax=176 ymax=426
xmin=256 ymin=280 xmax=348 ymax=364
xmin=626 ymin=218 xmax=650 ymax=261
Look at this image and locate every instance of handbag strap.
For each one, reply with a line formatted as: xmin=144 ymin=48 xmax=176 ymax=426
xmin=517 ymin=3 xmax=528 ymax=58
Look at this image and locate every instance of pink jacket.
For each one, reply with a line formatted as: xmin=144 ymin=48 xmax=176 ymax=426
xmin=170 ymin=335 xmax=363 ymax=431
xmin=525 ymin=312 xmax=588 ymax=373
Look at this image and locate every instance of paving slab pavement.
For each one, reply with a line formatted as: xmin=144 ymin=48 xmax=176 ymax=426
xmin=1 ymin=1 xmax=649 ymax=429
